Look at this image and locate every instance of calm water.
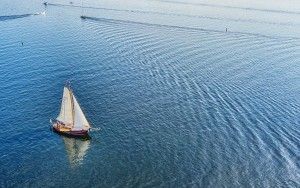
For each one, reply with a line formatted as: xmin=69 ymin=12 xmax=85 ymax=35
xmin=0 ymin=0 xmax=299 ymax=187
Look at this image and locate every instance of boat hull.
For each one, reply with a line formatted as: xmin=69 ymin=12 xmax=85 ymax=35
xmin=52 ymin=122 xmax=89 ymax=138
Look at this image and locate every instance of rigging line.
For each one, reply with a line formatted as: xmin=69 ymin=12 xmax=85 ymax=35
xmin=62 ymin=91 xmax=65 ymax=121
xmin=69 ymin=86 xmax=75 ymax=127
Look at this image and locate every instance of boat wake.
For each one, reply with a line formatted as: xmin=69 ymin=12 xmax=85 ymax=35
xmin=0 ymin=12 xmax=46 ymax=22
xmin=47 ymin=3 xmax=299 ymax=27
xmin=150 ymin=0 xmax=300 ymax=15
xmin=81 ymin=16 xmax=300 ymax=40
xmin=90 ymin=127 xmax=101 ymax=132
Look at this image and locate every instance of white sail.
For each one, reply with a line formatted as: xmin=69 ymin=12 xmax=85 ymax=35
xmin=56 ymin=87 xmax=73 ymax=125
xmin=72 ymin=94 xmax=90 ymax=131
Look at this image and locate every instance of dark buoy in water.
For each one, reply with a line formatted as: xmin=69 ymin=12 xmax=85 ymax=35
xmin=226 ymin=28 xmax=228 ymax=32
xmin=21 ymin=42 xmax=23 ymax=46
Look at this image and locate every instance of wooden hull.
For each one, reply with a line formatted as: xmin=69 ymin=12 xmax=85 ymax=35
xmin=52 ymin=122 xmax=89 ymax=138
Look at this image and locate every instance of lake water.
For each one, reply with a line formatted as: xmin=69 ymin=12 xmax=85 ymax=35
xmin=0 ymin=0 xmax=299 ymax=187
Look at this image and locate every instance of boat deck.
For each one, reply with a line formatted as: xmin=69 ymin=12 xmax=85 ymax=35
xmin=53 ymin=123 xmax=71 ymax=132
xmin=58 ymin=127 xmax=71 ymax=132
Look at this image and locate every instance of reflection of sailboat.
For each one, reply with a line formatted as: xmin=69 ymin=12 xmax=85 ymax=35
xmin=51 ymin=83 xmax=91 ymax=137
xmin=62 ymin=137 xmax=90 ymax=166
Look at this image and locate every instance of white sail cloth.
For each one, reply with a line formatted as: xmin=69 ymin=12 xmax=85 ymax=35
xmin=56 ymin=87 xmax=90 ymax=131
xmin=72 ymin=95 xmax=90 ymax=131
xmin=56 ymin=87 xmax=73 ymax=125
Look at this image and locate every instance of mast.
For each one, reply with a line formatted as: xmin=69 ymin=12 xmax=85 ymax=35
xmin=81 ymin=0 xmax=83 ymax=16
xmin=68 ymin=86 xmax=75 ymax=128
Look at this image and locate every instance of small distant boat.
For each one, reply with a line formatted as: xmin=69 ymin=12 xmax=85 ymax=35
xmin=80 ymin=0 xmax=86 ymax=19
xmin=51 ymin=83 xmax=91 ymax=137
xmin=43 ymin=2 xmax=48 ymax=6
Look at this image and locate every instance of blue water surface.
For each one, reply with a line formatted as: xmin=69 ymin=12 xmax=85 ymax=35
xmin=0 ymin=0 xmax=299 ymax=187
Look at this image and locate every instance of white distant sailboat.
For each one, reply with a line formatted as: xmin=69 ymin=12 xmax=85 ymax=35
xmin=80 ymin=0 xmax=87 ymax=19
xmin=51 ymin=83 xmax=91 ymax=137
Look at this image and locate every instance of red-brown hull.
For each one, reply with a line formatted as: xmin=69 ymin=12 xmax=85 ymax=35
xmin=53 ymin=126 xmax=89 ymax=138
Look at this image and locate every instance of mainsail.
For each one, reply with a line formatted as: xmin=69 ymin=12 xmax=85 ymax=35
xmin=56 ymin=87 xmax=73 ymax=125
xmin=56 ymin=86 xmax=90 ymax=130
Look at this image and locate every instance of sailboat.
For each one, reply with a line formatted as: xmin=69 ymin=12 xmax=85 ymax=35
xmin=80 ymin=0 xmax=86 ymax=19
xmin=51 ymin=83 xmax=91 ymax=137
